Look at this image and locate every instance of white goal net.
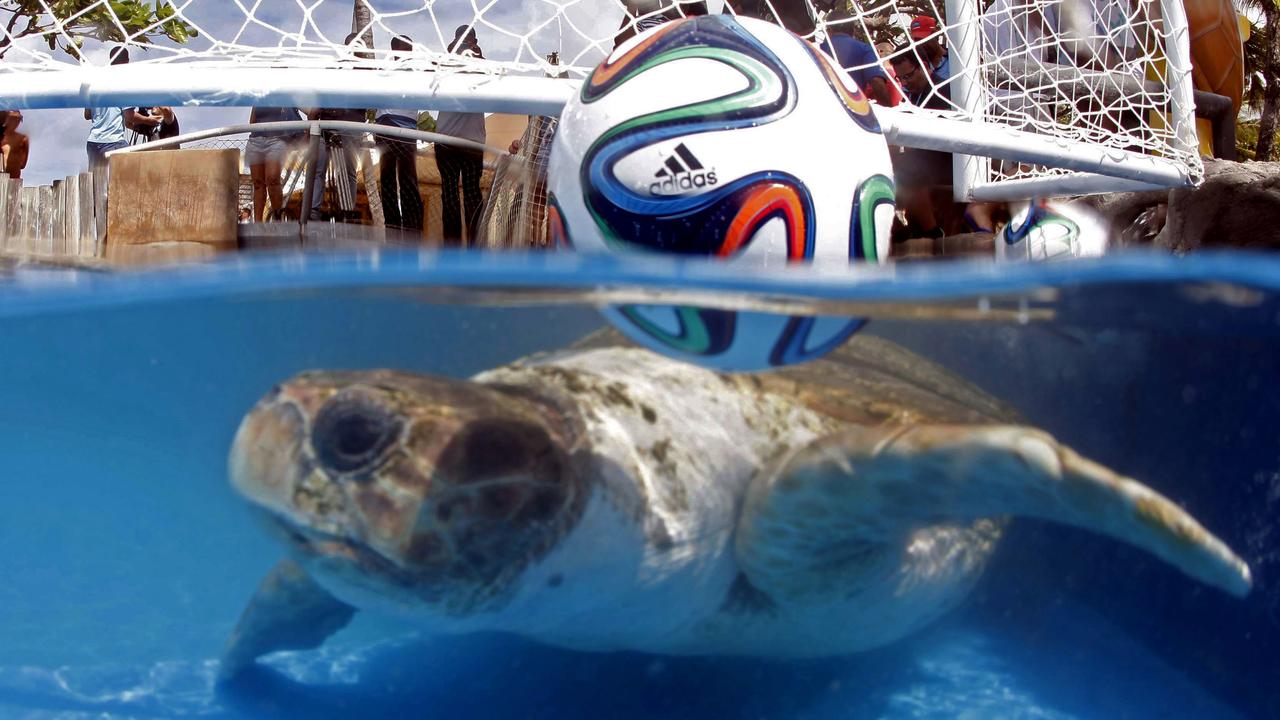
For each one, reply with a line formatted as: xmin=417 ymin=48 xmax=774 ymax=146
xmin=0 ymin=0 xmax=1200 ymax=198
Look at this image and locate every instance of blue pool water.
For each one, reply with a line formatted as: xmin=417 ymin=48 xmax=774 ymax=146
xmin=0 ymin=251 xmax=1276 ymax=719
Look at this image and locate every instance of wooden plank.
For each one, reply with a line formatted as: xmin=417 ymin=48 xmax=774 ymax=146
xmin=78 ymin=172 xmax=96 ymax=256
xmin=63 ymin=174 xmax=80 ymax=257
xmin=51 ymin=180 xmax=65 ymax=256
xmin=4 ymin=178 xmax=22 ymax=252
xmin=38 ymin=185 xmax=55 ymax=256
xmin=21 ymin=186 xmax=41 ymax=253
xmin=106 ymin=149 xmax=240 ymax=264
xmin=0 ymin=172 xmax=9 ymax=251
xmin=93 ymin=161 xmax=109 ymax=250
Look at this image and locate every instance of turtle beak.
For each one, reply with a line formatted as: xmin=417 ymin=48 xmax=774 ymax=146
xmin=230 ymin=390 xmax=310 ymax=512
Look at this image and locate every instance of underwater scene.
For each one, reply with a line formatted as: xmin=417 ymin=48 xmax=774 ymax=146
xmin=0 ymin=250 xmax=1276 ymax=720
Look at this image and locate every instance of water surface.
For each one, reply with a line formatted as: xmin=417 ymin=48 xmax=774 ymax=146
xmin=1 ymin=251 xmax=1276 ymax=719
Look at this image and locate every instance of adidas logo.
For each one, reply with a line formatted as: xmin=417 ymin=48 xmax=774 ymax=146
xmin=648 ymin=143 xmax=718 ymax=195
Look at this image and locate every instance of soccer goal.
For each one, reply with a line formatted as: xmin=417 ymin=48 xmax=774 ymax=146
xmin=0 ymin=0 xmax=1200 ymax=200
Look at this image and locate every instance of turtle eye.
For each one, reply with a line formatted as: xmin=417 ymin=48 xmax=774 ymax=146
xmin=311 ymin=392 xmax=402 ymax=474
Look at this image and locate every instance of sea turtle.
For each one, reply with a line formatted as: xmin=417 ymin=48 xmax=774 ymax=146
xmin=220 ymin=329 xmax=1251 ymax=678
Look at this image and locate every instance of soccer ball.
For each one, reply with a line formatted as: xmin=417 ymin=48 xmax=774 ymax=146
xmin=546 ymin=14 xmax=895 ymax=371
xmin=996 ymin=198 xmax=1111 ymax=262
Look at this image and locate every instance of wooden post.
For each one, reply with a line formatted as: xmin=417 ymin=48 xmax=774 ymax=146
xmin=105 ymin=149 xmax=240 ymax=265
xmin=4 ymin=178 xmax=22 ymax=252
xmin=78 ymin=172 xmax=96 ymax=256
xmin=20 ymin=186 xmax=39 ymax=253
xmin=63 ymin=174 xmax=81 ymax=257
xmin=51 ymin=180 xmax=65 ymax=256
xmin=38 ymin=185 xmax=55 ymax=256
xmin=93 ymin=158 xmax=109 ymax=249
xmin=0 ymin=172 xmax=9 ymax=251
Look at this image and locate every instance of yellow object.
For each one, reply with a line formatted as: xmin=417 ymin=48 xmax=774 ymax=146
xmin=1184 ymin=0 xmax=1245 ymax=114
xmin=1156 ymin=0 xmax=1246 ymax=156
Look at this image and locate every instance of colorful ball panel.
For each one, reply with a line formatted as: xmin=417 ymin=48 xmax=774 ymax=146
xmin=548 ymin=14 xmax=895 ymax=370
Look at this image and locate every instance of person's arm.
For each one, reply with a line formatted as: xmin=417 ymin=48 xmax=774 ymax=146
xmin=866 ymin=76 xmax=894 ymax=107
xmin=15 ymin=134 xmax=28 ymax=170
xmin=84 ymin=108 xmax=93 ymax=121
xmin=123 ymin=108 xmax=161 ymax=132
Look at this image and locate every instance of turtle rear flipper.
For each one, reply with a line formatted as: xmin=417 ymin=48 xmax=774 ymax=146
xmin=735 ymin=425 xmax=1252 ymax=605
xmin=219 ymin=559 xmax=357 ymax=682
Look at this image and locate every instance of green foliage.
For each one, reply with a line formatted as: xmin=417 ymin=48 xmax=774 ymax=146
xmin=1243 ymin=19 xmax=1265 ymax=111
xmin=1236 ymin=120 xmax=1267 ymax=161
xmin=0 ymin=0 xmax=198 ymax=58
xmin=417 ymin=112 xmax=436 ymax=133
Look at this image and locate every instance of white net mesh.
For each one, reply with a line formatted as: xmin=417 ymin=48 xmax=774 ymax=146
xmin=0 ymin=0 xmax=1199 ymax=194
xmin=816 ymin=0 xmax=1200 ymax=189
xmin=476 ymin=114 xmax=558 ymax=250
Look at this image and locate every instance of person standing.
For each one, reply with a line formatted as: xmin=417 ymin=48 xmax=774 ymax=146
xmin=889 ymin=51 xmax=952 ymax=240
xmin=247 ymin=106 xmax=303 ymax=221
xmin=374 ymin=35 xmax=423 ymax=232
xmin=84 ymin=47 xmax=132 ymax=178
xmin=907 ymin=16 xmax=951 ymax=84
xmin=434 ymin=25 xmax=487 ymax=246
xmin=819 ymin=31 xmax=896 ymax=107
xmin=1 ymin=110 xmax=29 ymax=180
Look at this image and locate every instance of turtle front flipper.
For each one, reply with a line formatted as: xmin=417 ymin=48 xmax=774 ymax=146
xmin=736 ymin=425 xmax=1252 ymax=606
xmin=219 ymin=559 xmax=357 ymax=682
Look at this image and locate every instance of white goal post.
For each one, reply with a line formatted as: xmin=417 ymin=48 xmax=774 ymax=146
xmin=0 ymin=0 xmax=1202 ymax=198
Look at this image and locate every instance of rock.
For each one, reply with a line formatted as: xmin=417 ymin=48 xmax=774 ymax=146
xmin=1082 ymin=189 xmax=1168 ymax=249
xmin=1156 ymin=159 xmax=1280 ymax=252
xmin=1083 ymin=159 xmax=1280 ymax=252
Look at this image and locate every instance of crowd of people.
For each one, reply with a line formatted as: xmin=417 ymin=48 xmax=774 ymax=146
xmin=239 ymin=25 xmax=488 ymax=244
xmin=37 ymin=26 xmax=492 ymax=246
xmin=5 ymin=4 xmax=1142 ymax=250
xmin=231 ymin=25 xmax=488 ymax=245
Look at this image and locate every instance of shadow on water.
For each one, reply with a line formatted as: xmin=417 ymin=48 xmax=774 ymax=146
xmin=216 ymin=635 xmax=911 ymax=720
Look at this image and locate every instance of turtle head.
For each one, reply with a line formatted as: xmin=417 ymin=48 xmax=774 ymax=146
xmin=229 ymin=369 xmax=589 ymax=616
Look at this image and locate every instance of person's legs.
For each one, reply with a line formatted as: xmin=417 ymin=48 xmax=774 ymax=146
xmin=310 ymin=138 xmax=331 ymax=217
xmin=265 ymin=160 xmax=285 ymax=220
xmin=379 ymin=140 xmax=402 ymax=229
xmin=250 ymin=163 xmax=267 ymax=221
xmin=86 ymin=139 xmax=128 ymax=247
xmin=458 ymin=148 xmax=484 ymax=244
xmin=86 ymin=142 xmax=106 ymax=178
xmin=395 ymin=139 xmax=422 ymax=232
xmin=256 ymin=137 xmax=289 ymax=220
xmin=246 ymin=137 xmax=268 ymax=221
xmin=436 ymin=145 xmax=462 ymax=244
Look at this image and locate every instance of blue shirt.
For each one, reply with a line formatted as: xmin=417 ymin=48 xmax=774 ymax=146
xmin=931 ymin=53 xmax=951 ymax=84
xmin=87 ymin=107 xmax=125 ymax=144
xmin=819 ymin=35 xmax=889 ymax=94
